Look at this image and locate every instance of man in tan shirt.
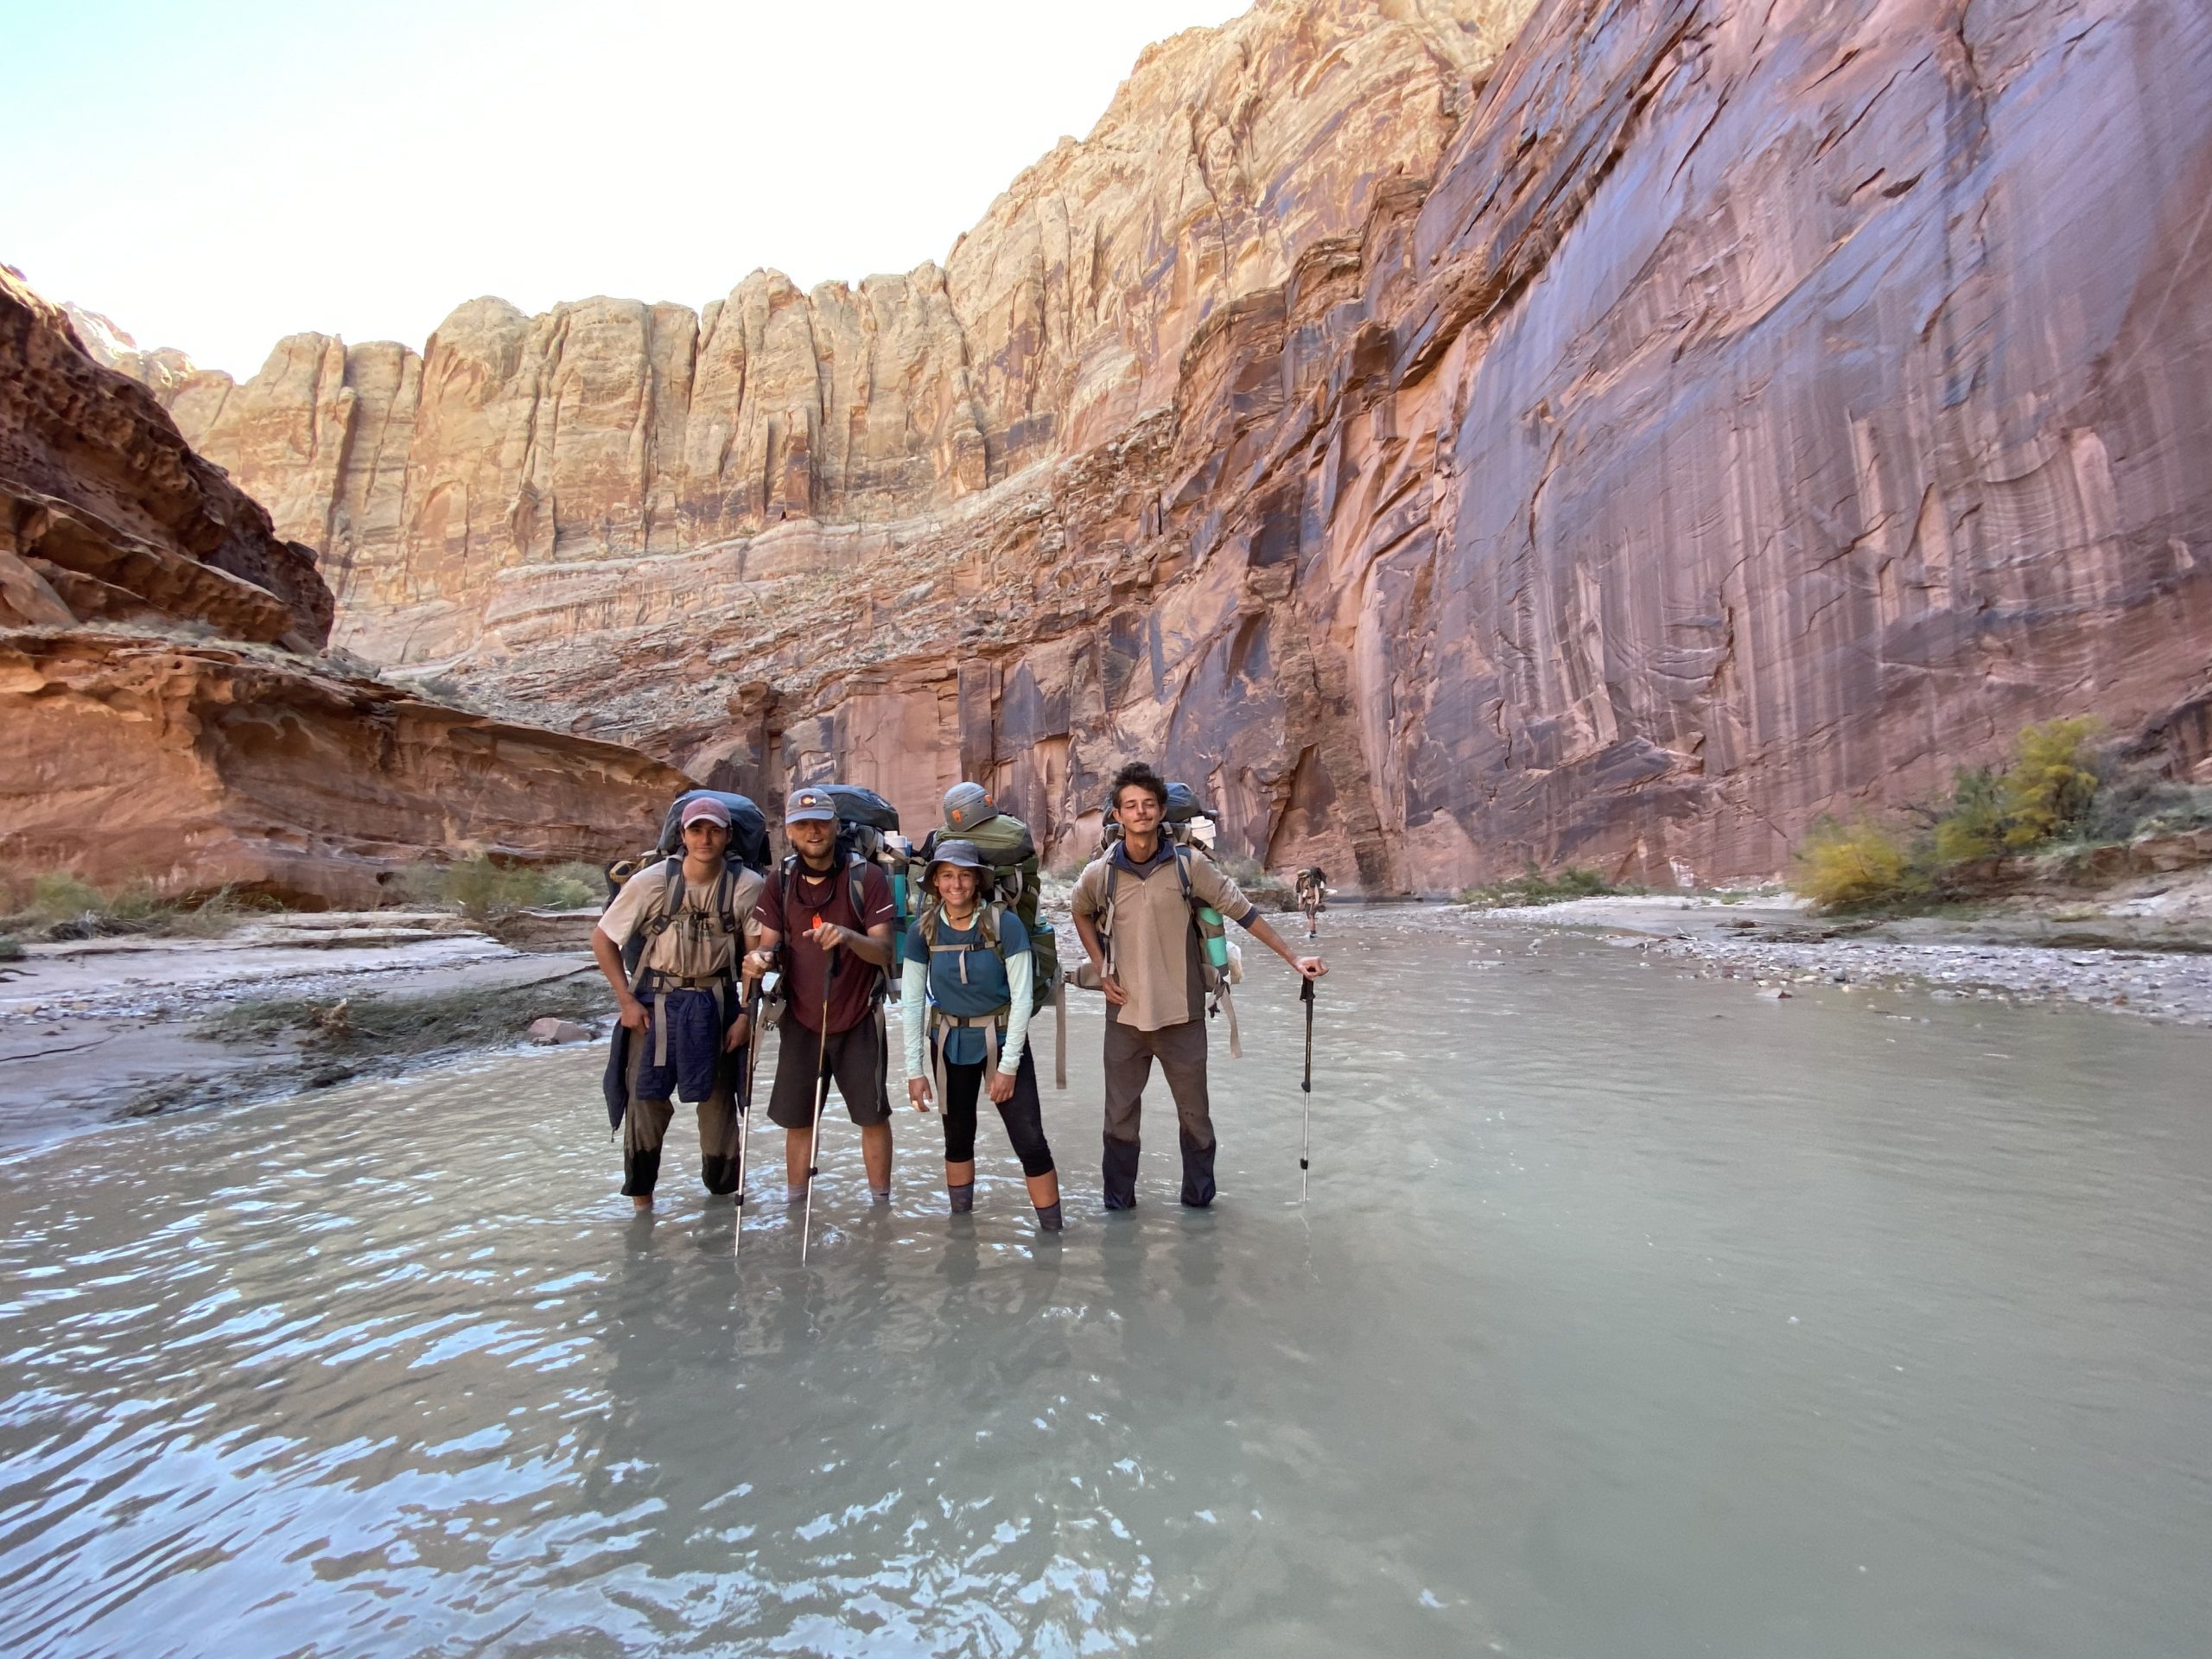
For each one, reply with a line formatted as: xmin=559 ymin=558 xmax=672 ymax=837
xmin=1071 ymin=762 xmax=1325 ymax=1210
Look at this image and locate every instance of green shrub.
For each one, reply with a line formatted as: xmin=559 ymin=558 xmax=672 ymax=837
xmin=408 ymin=855 xmax=610 ymax=921
xmin=1931 ymin=766 xmax=2005 ymax=862
xmin=29 ymin=872 xmax=106 ymax=918
xmin=0 ymin=934 xmax=22 ymax=963
xmin=1796 ymin=816 xmax=1916 ymax=912
xmin=1 ymin=872 xmax=276 ymax=940
xmin=1458 ymin=865 xmax=1619 ymax=908
xmin=538 ymin=862 xmax=608 ymax=910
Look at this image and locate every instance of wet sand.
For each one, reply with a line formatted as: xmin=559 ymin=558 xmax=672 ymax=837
xmin=0 ymin=913 xmax=605 ymax=1152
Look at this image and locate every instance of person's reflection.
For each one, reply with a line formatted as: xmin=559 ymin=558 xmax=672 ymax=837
xmin=579 ymin=1221 xmax=749 ymax=1553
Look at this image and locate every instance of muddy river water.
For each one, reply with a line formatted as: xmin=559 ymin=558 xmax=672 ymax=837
xmin=3 ymin=912 xmax=2209 ymax=1657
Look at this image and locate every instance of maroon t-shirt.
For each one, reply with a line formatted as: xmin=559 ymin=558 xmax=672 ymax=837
xmin=754 ymin=857 xmax=896 ymax=1034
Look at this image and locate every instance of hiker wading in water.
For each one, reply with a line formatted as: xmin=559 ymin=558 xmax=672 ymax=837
xmin=592 ymin=796 xmax=763 ymax=1211
xmin=901 ymin=839 xmax=1063 ymax=1230
xmin=746 ymin=786 xmax=899 ymax=1205
xmin=1294 ymin=867 xmax=1328 ymax=939
xmin=1071 ymin=761 xmax=1326 ymax=1209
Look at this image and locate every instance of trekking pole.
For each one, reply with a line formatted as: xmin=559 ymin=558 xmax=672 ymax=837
xmin=734 ymin=974 xmax=769 ymax=1251
xmin=800 ymin=925 xmax=841 ymax=1265
xmin=1298 ymin=974 xmax=1316 ymax=1202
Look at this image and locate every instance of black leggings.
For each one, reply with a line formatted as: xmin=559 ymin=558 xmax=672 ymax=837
xmin=938 ymin=1046 xmax=1055 ymax=1177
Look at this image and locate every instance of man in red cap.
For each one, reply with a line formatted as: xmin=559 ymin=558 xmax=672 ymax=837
xmin=747 ymin=786 xmax=899 ymax=1204
xmin=592 ymin=795 xmax=763 ymax=1210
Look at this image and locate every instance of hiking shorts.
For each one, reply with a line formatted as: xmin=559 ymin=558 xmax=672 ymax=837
xmin=767 ymin=1004 xmax=892 ymax=1129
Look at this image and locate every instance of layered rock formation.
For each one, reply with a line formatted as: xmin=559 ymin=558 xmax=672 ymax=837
xmin=0 ymin=631 xmax=692 ymax=907
xmin=4 ymin=268 xmax=330 ymax=650
xmin=2 ymin=269 xmax=693 ymax=905
xmin=127 ymin=0 xmax=2212 ymax=888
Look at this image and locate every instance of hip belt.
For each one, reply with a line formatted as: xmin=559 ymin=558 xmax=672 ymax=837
xmin=929 ymin=1005 xmax=1008 ymax=1106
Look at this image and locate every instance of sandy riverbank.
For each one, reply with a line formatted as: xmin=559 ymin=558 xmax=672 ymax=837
xmin=1460 ymin=879 xmax=2212 ymax=1027
xmin=0 ymin=911 xmax=611 ymax=1153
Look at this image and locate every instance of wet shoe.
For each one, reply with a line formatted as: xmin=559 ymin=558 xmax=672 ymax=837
xmin=1178 ymin=1128 xmax=1217 ymax=1208
xmin=1102 ymin=1136 xmax=1141 ymax=1210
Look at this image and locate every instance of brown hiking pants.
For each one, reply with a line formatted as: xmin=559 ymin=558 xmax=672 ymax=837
xmin=1102 ymin=1016 xmax=1212 ymax=1149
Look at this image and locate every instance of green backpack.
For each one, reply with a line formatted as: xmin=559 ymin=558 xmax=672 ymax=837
xmin=931 ymin=809 xmax=1058 ymax=991
xmin=920 ymin=806 xmax=1065 ymax=1088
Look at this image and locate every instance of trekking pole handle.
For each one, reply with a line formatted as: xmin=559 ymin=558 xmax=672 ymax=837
xmin=1300 ymin=975 xmax=1315 ymax=1003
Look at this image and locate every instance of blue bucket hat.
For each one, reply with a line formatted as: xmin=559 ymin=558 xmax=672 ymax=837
xmin=924 ymin=838 xmax=990 ymax=887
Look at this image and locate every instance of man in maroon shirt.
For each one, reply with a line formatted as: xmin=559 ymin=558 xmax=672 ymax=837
xmin=747 ymin=786 xmax=899 ymax=1204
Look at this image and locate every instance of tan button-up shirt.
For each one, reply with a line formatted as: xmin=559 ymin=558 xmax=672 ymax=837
xmin=1071 ymin=842 xmax=1254 ymax=1033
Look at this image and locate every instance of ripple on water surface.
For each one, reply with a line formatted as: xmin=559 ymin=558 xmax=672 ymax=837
xmin=3 ymin=915 xmax=2210 ymax=1658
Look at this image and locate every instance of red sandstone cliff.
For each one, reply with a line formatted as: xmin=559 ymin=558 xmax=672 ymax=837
xmin=1 ymin=268 xmax=695 ymax=905
xmin=115 ymin=0 xmax=2212 ymax=889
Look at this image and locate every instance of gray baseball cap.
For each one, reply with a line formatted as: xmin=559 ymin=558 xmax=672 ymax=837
xmin=785 ymin=786 xmax=838 ymax=824
xmin=943 ymin=781 xmax=997 ymax=831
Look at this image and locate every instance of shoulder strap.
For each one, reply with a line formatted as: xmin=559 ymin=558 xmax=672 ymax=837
xmin=644 ymin=855 xmax=685 ymax=937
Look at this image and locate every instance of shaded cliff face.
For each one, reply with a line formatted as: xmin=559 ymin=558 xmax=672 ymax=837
xmin=3 ymin=268 xmax=331 ymax=651
xmin=136 ymin=0 xmax=2212 ymax=888
xmin=1 ymin=268 xmax=694 ymax=905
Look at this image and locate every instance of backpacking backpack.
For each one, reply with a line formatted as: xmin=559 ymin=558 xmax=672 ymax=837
xmin=918 ymin=809 xmax=1058 ymax=993
xmin=655 ymin=791 xmax=772 ymax=873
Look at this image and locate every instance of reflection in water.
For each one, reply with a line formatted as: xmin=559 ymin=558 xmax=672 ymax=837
xmin=2 ymin=913 xmax=2209 ymax=1657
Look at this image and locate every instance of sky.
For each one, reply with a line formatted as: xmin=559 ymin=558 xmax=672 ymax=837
xmin=2 ymin=0 xmax=1247 ymax=378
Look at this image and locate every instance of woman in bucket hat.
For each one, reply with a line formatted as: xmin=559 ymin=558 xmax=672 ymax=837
xmin=901 ymin=838 xmax=1063 ymax=1230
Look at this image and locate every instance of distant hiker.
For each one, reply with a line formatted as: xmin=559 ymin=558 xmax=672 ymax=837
xmin=746 ymin=785 xmax=899 ymax=1205
xmin=901 ymin=837 xmax=1063 ymax=1230
xmin=592 ymin=796 xmax=764 ymax=1211
xmin=1071 ymin=761 xmax=1325 ymax=1210
xmin=1294 ymin=867 xmax=1328 ymax=939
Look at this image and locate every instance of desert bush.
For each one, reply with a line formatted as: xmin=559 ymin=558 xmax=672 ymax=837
xmin=0 ymin=873 xmax=274 ymax=940
xmin=1795 ymin=817 xmax=1917 ymax=912
xmin=1931 ymin=766 xmax=2005 ymax=863
xmin=2079 ymin=765 xmax=2212 ymax=843
xmin=1457 ymin=865 xmax=1618 ymax=908
xmin=0 ymin=934 xmax=22 ymax=962
xmin=408 ymin=855 xmax=609 ymax=921
xmin=537 ymin=862 xmax=607 ymax=909
xmin=29 ymin=872 xmax=108 ymax=919
xmin=1999 ymin=717 xmax=2100 ymax=847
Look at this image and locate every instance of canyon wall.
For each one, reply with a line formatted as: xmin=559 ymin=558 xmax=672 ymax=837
xmin=129 ymin=0 xmax=2212 ymax=888
xmin=1 ymin=268 xmax=694 ymax=906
